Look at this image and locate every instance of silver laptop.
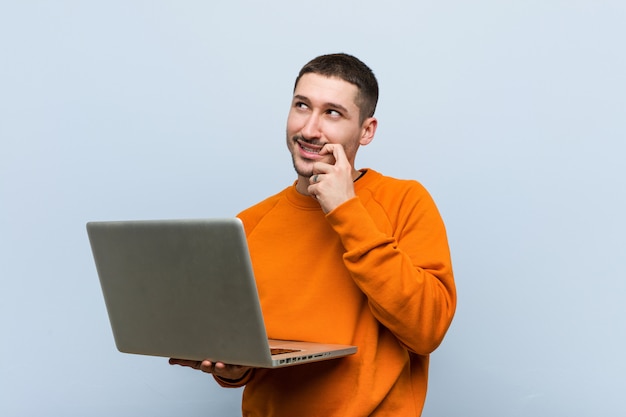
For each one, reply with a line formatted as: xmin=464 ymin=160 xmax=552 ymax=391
xmin=86 ymin=218 xmax=357 ymax=368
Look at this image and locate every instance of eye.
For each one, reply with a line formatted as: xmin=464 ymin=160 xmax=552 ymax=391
xmin=295 ymin=101 xmax=309 ymax=110
xmin=326 ymin=109 xmax=342 ymax=117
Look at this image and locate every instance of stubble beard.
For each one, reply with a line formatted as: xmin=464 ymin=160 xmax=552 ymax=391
xmin=290 ymin=152 xmax=314 ymax=178
xmin=289 ymin=134 xmax=317 ymax=178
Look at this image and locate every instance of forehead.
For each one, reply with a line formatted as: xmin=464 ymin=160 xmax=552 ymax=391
xmin=293 ymin=73 xmax=359 ymax=109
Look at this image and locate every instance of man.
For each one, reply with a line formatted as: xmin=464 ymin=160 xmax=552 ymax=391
xmin=170 ymin=53 xmax=457 ymax=416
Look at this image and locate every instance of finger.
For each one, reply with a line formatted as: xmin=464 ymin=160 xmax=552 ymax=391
xmin=169 ymin=358 xmax=202 ymax=369
xmin=199 ymin=360 xmax=216 ymax=373
xmin=320 ymin=143 xmax=347 ymax=166
xmin=213 ymin=363 xmax=252 ymax=380
xmin=213 ymin=362 xmax=234 ymax=374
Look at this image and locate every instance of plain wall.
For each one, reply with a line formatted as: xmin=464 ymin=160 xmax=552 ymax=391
xmin=1 ymin=1 xmax=625 ymax=416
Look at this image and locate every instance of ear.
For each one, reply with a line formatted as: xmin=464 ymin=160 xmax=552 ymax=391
xmin=359 ymin=117 xmax=378 ymax=146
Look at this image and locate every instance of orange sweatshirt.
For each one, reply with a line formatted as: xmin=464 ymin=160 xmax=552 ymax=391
xmin=220 ymin=169 xmax=456 ymax=416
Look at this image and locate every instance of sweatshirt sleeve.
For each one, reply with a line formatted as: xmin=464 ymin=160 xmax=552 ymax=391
xmin=325 ymin=183 xmax=456 ymax=355
xmin=213 ymin=369 xmax=255 ymax=388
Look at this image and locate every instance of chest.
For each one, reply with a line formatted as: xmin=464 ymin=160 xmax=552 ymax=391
xmin=246 ymin=210 xmax=364 ymax=340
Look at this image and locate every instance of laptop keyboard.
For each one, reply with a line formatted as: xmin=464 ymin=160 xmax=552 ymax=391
xmin=270 ymin=348 xmax=301 ymax=355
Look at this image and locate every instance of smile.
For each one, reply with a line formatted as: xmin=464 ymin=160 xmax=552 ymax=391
xmin=295 ymin=138 xmax=324 ymax=155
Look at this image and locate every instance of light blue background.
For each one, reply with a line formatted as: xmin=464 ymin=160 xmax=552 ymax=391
xmin=1 ymin=1 xmax=624 ymax=416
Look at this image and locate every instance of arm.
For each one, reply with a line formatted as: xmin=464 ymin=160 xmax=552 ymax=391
xmin=307 ymin=144 xmax=456 ymax=354
xmin=326 ymin=185 xmax=456 ymax=355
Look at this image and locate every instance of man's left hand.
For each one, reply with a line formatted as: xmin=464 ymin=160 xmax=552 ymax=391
xmin=308 ymin=144 xmax=357 ymax=213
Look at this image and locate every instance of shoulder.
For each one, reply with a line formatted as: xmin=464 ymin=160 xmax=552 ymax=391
xmin=236 ymin=188 xmax=288 ymax=234
xmin=360 ymin=169 xmax=433 ymax=202
xmin=344 ymin=171 xmax=447 ymax=246
xmin=355 ymin=170 xmax=444 ymax=229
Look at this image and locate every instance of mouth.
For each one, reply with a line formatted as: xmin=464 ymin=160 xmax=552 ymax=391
xmin=295 ymin=137 xmax=324 ymax=157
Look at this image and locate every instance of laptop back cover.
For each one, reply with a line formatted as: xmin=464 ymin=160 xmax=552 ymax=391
xmin=87 ymin=218 xmax=274 ymax=367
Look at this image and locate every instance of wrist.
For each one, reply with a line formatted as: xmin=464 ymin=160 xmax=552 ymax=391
xmin=215 ymin=368 xmax=252 ymax=384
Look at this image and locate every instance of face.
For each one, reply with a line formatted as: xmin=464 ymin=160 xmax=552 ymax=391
xmin=286 ymin=73 xmax=376 ymax=179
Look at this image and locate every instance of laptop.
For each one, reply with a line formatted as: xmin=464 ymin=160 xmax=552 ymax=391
xmin=86 ymin=218 xmax=357 ymax=368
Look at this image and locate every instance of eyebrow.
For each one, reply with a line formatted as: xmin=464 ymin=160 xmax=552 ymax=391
xmin=293 ymin=94 xmax=350 ymax=115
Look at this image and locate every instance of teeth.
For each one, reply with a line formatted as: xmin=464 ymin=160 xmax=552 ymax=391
xmin=302 ymin=145 xmax=319 ymax=154
xmin=299 ymin=141 xmax=321 ymax=154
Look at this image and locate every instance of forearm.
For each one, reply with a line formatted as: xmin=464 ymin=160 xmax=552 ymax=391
xmin=327 ymin=196 xmax=456 ymax=355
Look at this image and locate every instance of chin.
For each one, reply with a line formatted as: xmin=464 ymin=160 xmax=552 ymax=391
xmin=291 ymin=157 xmax=314 ymax=178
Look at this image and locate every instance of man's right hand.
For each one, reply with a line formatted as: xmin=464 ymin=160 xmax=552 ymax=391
xmin=169 ymin=358 xmax=252 ymax=381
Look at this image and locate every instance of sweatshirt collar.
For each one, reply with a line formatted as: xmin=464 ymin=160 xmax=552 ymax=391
xmin=285 ymin=169 xmax=378 ymax=209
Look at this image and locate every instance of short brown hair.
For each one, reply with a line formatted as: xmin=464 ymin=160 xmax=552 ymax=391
xmin=294 ymin=53 xmax=379 ymax=124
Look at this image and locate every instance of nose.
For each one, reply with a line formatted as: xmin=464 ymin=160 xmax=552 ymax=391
xmin=300 ymin=112 xmax=321 ymax=140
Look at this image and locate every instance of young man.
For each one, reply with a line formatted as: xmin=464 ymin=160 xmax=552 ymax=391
xmin=171 ymin=53 xmax=457 ymax=416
